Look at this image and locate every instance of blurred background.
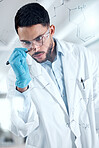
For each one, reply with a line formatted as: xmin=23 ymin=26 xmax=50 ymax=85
xmin=0 ymin=0 xmax=99 ymax=147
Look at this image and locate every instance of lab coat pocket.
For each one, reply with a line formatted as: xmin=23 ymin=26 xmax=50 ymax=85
xmin=73 ymin=97 xmax=89 ymax=125
xmin=76 ymin=77 xmax=93 ymax=102
xmin=73 ymin=78 xmax=92 ymax=126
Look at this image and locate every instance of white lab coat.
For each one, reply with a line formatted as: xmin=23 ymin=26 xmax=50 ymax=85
xmin=7 ymin=39 xmax=99 ymax=148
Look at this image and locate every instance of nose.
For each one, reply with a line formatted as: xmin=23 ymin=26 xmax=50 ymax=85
xmin=31 ymin=41 xmax=40 ymax=52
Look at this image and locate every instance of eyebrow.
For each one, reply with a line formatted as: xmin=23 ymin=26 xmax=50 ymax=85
xmin=20 ymin=40 xmax=31 ymax=43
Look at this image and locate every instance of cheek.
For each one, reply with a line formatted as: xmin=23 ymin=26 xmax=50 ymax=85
xmin=40 ymin=46 xmax=49 ymax=53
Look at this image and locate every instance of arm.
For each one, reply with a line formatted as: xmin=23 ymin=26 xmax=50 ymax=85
xmin=6 ymin=48 xmax=39 ymax=137
xmin=86 ymin=49 xmax=99 ymax=135
xmin=92 ymin=58 xmax=99 ymax=135
xmin=16 ymin=86 xmax=29 ymax=93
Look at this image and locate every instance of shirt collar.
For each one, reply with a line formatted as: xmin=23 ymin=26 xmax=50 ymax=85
xmin=54 ymin=38 xmax=64 ymax=56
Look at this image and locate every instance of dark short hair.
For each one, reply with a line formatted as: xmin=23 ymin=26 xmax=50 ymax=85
xmin=15 ymin=3 xmax=50 ymax=34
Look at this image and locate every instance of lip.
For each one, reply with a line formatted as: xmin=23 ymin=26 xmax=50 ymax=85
xmin=33 ymin=53 xmax=44 ymax=59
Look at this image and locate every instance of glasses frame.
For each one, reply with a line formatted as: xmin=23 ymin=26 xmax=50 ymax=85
xmin=20 ymin=28 xmax=50 ymax=49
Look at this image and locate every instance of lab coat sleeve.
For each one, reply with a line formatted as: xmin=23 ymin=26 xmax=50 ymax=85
xmin=92 ymin=56 xmax=99 ymax=135
xmin=85 ymin=48 xmax=99 ymax=135
xmin=84 ymin=47 xmax=99 ymax=135
xmin=6 ymin=68 xmax=39 ymax=137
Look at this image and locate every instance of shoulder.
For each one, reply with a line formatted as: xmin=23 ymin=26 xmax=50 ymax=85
xmin=55 ymin=38 xmax=94 ymax=60
xmin=55 ymin=38 xmax=98 ymax=74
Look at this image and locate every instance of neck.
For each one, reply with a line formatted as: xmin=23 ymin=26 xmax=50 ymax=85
xmin=50 ymin=40 xmax=56 ymax=63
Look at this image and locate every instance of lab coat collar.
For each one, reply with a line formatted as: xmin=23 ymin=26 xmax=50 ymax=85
xmin=54 ymin=38 xmax=64 ymax=56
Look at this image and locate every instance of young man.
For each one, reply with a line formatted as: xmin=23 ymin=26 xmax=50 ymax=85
xmin=7 ymin=3 xmax=99 ymax=148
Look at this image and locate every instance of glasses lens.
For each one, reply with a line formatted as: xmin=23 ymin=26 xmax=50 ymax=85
xmin=21 ymin=41 xmax=31 ymax=49
xmin=20 ymin=28 xmax=50 ymax=49
xmin=34 ymin=36 xmax=43 ymax=46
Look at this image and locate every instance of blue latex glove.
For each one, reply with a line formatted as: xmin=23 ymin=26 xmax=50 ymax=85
xmin=8 ymin=48 xmax=31 ymax=88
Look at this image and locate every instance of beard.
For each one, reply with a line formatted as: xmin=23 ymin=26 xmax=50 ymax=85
xmin=31 ymin=39 xmax=54 ymax=63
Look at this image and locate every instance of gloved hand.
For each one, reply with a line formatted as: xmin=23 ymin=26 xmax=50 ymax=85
xmin=8 ymin=48 xmax=31 ymax=88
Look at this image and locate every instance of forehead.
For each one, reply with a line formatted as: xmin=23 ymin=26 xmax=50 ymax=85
xmin=18 ymin=24 xmax=48 ymax=40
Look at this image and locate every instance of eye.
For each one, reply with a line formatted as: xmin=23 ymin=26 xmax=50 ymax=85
xmin=21 ymin=40 xmax=31 ymax=45
xmin=35 ymin=36 xmax=42 ymax=42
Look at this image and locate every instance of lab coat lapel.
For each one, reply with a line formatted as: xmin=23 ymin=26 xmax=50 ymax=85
xmin=36 ymin=67 xmax=68 ymax=114
xmin=61 ymin=43 xmax=78 ymax=117
xmin=29 ymin=61 xmax=68 ymax=114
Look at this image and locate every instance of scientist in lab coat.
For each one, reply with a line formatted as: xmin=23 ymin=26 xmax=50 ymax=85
xmin=7 ymin=2 xmax=99 ymax=148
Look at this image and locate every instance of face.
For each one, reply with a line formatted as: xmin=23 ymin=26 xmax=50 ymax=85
xmin=18 ymin=24 xmax=56 ymax=63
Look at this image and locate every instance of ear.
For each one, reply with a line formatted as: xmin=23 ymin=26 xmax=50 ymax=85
xmin=50 ymin=25 xmax=55 ymax=36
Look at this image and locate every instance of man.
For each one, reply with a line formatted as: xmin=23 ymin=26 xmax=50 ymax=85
xmin=7 ymin=2 xmax=99 ymax=148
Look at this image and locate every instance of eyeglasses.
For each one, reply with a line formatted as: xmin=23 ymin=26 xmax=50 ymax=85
xmin=20 ymin=28 xmax=50 ymax=49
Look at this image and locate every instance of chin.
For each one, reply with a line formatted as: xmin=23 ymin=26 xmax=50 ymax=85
xmin=33 ymin=58 xmax=46 ymax=63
